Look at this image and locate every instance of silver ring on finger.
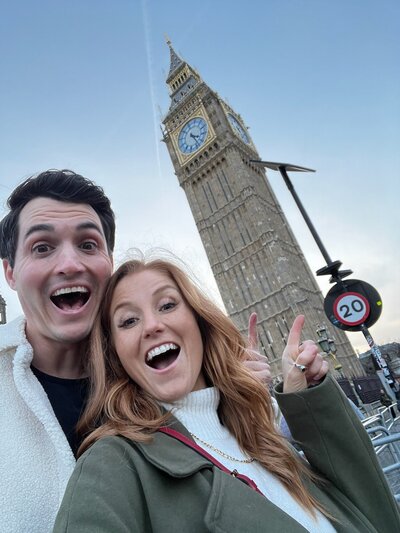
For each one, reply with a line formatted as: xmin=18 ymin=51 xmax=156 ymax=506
xmin=293 ymin=362 xmax=307 ymax=373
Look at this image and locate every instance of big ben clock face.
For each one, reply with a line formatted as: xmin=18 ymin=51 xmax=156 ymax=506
xmin=178 ymin=117 xmax=208 ymax=154
xmin=227 ymin=113 xmax=250 ymax=144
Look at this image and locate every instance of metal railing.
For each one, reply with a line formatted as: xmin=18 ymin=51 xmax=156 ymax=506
xmin=363 ymin=406 xmax=400 ymax=502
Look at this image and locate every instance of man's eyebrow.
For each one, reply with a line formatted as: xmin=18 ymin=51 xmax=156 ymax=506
xmin=23 ymin=222 xmax=104 ymax=240
xmin=76 ymin=222 xmax=104 ymax=235
xmin=24 ymin=224 xmax=54 ymax=240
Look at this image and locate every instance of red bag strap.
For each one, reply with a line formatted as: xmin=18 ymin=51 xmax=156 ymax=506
xmin=158 ymin=426 xmax=263 ymax=495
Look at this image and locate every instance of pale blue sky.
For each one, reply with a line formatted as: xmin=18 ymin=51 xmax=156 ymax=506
xmin=1 ymin=0 xmax=399 ymax=352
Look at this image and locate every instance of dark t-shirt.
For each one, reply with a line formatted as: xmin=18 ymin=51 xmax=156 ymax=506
xmin=31 ymin=365 xmax=89 ymax=457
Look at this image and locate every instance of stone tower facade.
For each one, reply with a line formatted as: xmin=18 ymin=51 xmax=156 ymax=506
xmin=162 ymin=42 xmax=363 ymax=380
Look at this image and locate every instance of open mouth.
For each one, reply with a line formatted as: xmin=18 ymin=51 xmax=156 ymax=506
xmin=50 ymin=286 xmax=90 ymax=311
xmin=146 ymin=343 xmax=180 ymax=370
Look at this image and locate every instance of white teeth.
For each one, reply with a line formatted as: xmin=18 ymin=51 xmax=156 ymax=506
xmin=52 ymin=286 xmax=89 ymax=297
xmin=146 ymin=343 xmax=178 ymax=362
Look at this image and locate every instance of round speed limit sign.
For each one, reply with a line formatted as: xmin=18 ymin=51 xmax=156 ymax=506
xmin=333 ymin=292 xmax=370 ymax=326
xmin=324 ymin=279 xmax=382 ymax=331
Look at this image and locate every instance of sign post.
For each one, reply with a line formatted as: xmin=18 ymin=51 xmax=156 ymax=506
xmin=359 ymin=324 xmax=394 ymax=388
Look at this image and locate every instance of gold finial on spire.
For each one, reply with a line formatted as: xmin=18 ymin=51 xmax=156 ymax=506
xmin=164 ymin=34 xmax=171 ymax=46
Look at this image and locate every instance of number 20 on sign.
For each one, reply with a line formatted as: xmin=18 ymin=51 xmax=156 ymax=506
xmin=333 ymin=292 xmax=370 ymax=326
xmin=324 ymin=279 xmax=382 ymax=332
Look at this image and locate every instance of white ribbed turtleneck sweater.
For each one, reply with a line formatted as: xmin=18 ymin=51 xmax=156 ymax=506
xmin=162 ymin=387 xmax=336 ymax=533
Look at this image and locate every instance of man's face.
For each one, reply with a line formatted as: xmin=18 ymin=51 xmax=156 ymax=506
xmin=3 ymin=197 xmax=113 ymax=352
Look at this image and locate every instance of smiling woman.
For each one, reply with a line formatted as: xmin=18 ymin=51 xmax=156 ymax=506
xmin=109 ymin=267 xmax=206 ymax=402
xmin=53 ymin=252 xmax=400 ymax=533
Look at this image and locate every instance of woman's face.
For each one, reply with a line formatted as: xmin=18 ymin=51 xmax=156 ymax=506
xmin=110 ymin=268 xmax=206 ymax=402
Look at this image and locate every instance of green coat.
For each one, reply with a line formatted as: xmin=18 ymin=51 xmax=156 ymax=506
xmin=54 ymin=376 xmax=400 ymax=532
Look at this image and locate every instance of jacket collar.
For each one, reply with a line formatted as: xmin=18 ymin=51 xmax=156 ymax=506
xmin=0 ymin=316 xmax=28 ymax=352
xmin=128 ymin=416 xmax=214 ymax=477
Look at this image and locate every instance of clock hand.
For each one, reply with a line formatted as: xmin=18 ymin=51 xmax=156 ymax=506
xmin=190 ymin=132 xmax=199 ymax=140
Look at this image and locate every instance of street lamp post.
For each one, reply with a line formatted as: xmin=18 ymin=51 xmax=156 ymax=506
xmin=316 ymin=324 xmax=342 ymax=372
xmin=249 ymin=161 xmax=353 ymax=284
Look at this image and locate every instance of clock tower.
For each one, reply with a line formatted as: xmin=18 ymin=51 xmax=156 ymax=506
xmin=162 ymin=41 xmax=362 ymax=380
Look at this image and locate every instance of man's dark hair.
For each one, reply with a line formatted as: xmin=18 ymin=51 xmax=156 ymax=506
xmin=0 ymin=169 xmax=115 ymax=268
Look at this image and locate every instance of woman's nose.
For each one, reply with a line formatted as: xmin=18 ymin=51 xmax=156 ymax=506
xmin=143 ymin=313 xmax=165 ymax=337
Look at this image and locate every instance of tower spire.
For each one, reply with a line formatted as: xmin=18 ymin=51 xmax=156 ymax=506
xmin=166 ymin=39 xmax=184 ymax=82
xmin=164 ymin=39 xmax=201 ymax=111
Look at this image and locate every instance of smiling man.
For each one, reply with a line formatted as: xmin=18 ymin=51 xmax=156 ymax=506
xmin=0 ymin=170 xmax=115 ymax=533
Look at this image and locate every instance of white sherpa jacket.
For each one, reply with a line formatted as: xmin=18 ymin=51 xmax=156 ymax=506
xmin=0 ymin=316 xmax=76 ymax=533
